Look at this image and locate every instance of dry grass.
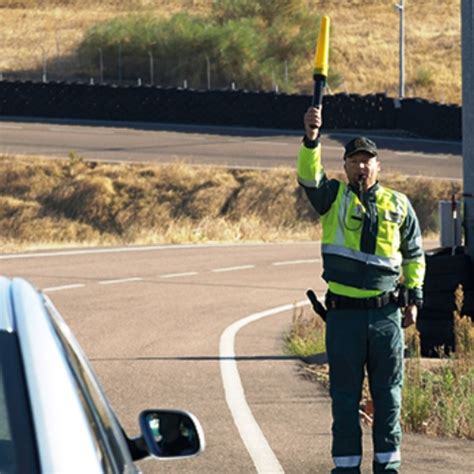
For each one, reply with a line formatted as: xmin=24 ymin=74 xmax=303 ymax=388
xmin=0 ymin=151 xmax=461 ymax=252
xmin=0 ymin=0 xmax=461 ymax=103
xmin=0 ymin=153 xmax=323 ymax=252
xmin=325 ymin=0 xmax=461 ymax=103
xmin=0 ymin=152 xmax=458 ymax=252
xmin=0 ymin=1 xmax=207 ymax=74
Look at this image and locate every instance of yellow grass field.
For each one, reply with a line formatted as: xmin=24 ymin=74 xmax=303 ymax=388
xmin=0 ymin=0 xmax=462 ymax=104
xmin=0 ymin=153 xmax=458 ymax=252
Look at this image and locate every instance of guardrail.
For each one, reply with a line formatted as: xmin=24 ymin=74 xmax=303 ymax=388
xmin=0 ymin=80 xmax=461 ymax=140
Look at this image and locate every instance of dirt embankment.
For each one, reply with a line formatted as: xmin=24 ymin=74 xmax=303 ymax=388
xmin=0 ymin=154 xmax=460 ymax=252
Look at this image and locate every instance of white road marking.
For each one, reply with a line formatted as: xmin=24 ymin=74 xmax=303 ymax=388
xmin=324 ymin=131 xmax=460 ymax=146
xmin=48 ymin=127 xmax=116 ymax=135
xmin=212 ymin=265 xmax=255 ymax=273
xmin=394 ymin=151 xmax=450 ymax=160
xmin=0 ymin=242 xmax=303 ymax=260
xmin=322 ymin=145 xmax=344 ymax=151
xmin=243 ymin=140 xmax=288 ymax=146
xmin=0 ymin=120 xmax=461 ymax=146
xmin=160 ymin=271 xmax=198 ymax=279
xmin=42 ymin=284 xmax=85 ymax=293
xmin=0 ymin=124 xmax=23 ymax=129
xmin=268 ymin=142 xmax=339 ymax=152
xmin=272 ymin=258 xmax=320 ymax=266
xmin=98 ymin=277 xmax=143 ymax=285
xmin=220 ymin=300 xmax=308 ymax=474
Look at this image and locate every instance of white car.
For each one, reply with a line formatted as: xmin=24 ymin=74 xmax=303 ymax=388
xmin=0 ymin=276 xmax=205 ymax=473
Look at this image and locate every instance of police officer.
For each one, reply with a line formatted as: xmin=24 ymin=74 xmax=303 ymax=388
xmin=297 ymin=107 xmax=425 ymax=474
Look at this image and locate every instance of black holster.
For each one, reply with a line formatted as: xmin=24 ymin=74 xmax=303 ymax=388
xmin=306 ymin=289 xmax=327 ymax=322
xmin=394 ymin=285 xmax=409 ymax=307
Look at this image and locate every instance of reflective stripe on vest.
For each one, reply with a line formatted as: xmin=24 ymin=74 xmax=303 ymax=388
xmin=322 ymin=244 xmax=402 ymax=270
xmin=321 ymin=183 xmax=408 ymax=272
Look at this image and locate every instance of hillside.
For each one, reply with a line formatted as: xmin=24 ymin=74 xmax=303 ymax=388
xmin=0 ymin=153 xmax=458 ymax=252
xmin=0 ymin=0 xmax=461 ymax=104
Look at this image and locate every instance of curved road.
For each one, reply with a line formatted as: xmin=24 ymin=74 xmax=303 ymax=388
xmin=0 ymin=119 xmax=462 ymax=179
xmin=1 ymin=243 xmax=472 ymax=473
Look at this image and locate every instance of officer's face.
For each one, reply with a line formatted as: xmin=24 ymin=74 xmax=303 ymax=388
xmin=344 ymin=152 xmax=380 ymax=191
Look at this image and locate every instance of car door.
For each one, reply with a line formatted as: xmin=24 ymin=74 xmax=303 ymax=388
xmin=43 ymin=295 xmax=139 ymax=474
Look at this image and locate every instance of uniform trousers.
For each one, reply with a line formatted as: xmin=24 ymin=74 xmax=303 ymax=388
xmin=326 ymin=303 xmax=404 ymax=474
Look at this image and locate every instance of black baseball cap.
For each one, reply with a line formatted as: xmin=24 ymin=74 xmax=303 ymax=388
xmin=344 ymin=136 xmax=378 ymax=159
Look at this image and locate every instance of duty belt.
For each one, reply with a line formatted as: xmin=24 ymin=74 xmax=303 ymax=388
xmin=325 ymin=291 xmax=396 ymax=310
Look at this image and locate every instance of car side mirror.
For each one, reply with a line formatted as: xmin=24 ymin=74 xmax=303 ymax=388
xmin=139 ymin=409 xmax=205 ymax=459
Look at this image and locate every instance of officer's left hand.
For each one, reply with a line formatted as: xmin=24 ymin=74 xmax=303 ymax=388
xmin=402 ymin=304 xmax=417 ymax=328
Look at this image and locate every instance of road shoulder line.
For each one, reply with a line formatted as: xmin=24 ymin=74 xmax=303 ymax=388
xmin=42 ymin=284 xmax=85 ymax=293
xmin=219 ymin=300 xmax=307 ymax=473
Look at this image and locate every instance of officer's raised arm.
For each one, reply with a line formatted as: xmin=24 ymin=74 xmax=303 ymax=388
xmin=297 ymin=107 xmax=338 ymax=216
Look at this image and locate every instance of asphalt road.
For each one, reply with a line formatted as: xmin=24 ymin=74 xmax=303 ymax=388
xmin=1 ymin=243 xmax=473 ymax=473
xmin=0 ymin=118 xmax=462 ymax=179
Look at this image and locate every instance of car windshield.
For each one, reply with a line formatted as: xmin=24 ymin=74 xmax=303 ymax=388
xmin=0 ymin=332 xmax=39 ymax=473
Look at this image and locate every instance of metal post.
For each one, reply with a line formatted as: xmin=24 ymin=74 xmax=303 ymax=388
xmin=98 ymin=48 xmax=104 ymax=83
xmin=41 ymin=47 xmax=47 ymax=83
xmin=148 ymin=51 xmax=154 ymax=85
xmin=55 ymin=30 xmax=63 ymax=80
xmin=284 ymin=60 xmax=289 ymax=88
xmin=462 ymin=0 xmax=474 ymax=259
xmin=206 ymin=56 xmax=211 ymax=90
xmin=395 ymin=0 xmax=405 ymax=99
xmin=55 ymin=31 xmax=60 ymax=57
xmin=118 ymin=44 xmax=122 ymax=82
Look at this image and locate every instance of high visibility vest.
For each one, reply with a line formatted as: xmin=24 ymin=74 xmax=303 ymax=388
xmin=321 ymin=181 xmax=420 ymax=293
xmin=297 ymin=142 xmax=425 ymax=298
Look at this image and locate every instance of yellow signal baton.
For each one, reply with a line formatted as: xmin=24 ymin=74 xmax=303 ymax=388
xmin=311 ymin=15 xmax=330 ymax=109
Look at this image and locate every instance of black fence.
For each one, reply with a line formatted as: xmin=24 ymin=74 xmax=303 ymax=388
xmin=0 ymin=80 xmax=462 ymax=140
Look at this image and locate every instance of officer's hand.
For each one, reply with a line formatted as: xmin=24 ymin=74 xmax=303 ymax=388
xmin=304 ymin=106 xmax=322 ymax=141
xmin=402 ymin=304 xmax=417 ymax=328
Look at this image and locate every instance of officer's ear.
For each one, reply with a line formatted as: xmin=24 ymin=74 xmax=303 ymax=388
xmin=376 ymin=159 xmax=381 ymax=174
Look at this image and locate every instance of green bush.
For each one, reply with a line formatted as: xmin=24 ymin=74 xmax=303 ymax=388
xmin=77 ymin=5 xmax=341 ymax=92
xmin=412 ymin=67 xmax=435 ymax=89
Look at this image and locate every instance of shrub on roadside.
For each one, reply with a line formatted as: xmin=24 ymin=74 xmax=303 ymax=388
xmin=286 ymin=306 xmax=326 ymax=357
xmin=77 ymin=3 xmax=341 ymax=92
xmin=402 ymin=326 xmax=474 ymax=439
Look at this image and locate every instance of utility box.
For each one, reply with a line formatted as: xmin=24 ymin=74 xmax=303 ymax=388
xmin=439 ymin=200 xmax=462 ymax=247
